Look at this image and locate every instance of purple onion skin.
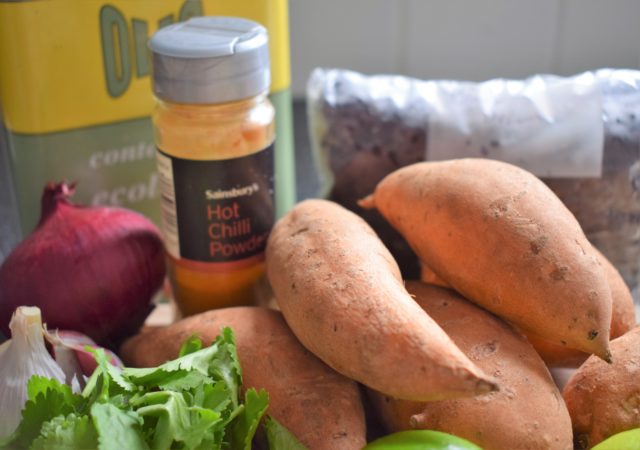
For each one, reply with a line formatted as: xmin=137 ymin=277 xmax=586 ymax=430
xmin=0 ymin=183 xmax=166 ymax=349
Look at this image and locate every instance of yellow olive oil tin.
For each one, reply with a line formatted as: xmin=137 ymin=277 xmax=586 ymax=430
xmin=0 ymin=0 xmax=295 ymax=240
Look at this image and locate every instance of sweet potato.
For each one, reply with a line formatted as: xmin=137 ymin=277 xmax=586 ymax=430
xmin=368 ymin=281 xmax=573 ymax=450
xmin=525 ymin=248 xmax=636 ymax=367
xmin=265 ymin=199 xmax=497 ymax=402
xmin=360 ymin=158 xmax=612 ymax=360
xmin=594 ymin=249 xmax=637 ymax=337
xmin=419 ymin=263 xmax=449 ymax=288
xmin=563 ymin=326 xmax=640 ymax=449
xmin=120 ymin=306 xmax=366 ymax=450
xmin=421 ymin=248 xmax=636 ymax=367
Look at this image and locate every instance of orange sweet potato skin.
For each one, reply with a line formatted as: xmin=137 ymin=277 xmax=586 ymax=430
xmin=266 ymin=199 xmax=497 ymax=402
xmin=601 ymin=253 xmax=637 ymax=338
xmin=525 ymin=247 xmax=636 ymax=367
xmin=368 ymin=282 xmax=573 ymax=450
xmin=563 ymin=326 xmax=640 ymax=449
xmin=361 ymin=159 xmax=612 ymax=359
xmin=419 ymin=263 xmax=449 ymax=288
xmin=120 ymin=306 xmax=366 ymax=450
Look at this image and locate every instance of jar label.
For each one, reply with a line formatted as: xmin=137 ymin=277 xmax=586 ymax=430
xmin=156 ymin=145 xmax=274 ymax=263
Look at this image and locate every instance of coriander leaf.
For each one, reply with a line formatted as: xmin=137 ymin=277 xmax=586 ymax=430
xmin=3 ymin=328 xmax=264 ymax=450
xmin=264 ymin=416 xmax=309 ymax=450
xmin=6 ymin=376 xmax=82 ymax=449
xmin=105 ymin=393 xmax=129 ymax=410
xmin=102 ymin=358 xmax=135 ymax=394
xmin=30 ymin=413 xmax=98 ymax=450
xmin=179 ymin=335 xmax=203 ymax=357
xmin=123 ymin=345 xmax=217 ymax=387
xmin=156 ymin=369 xmax=213 ymax=392
xmin=92 ymin=347 xmax=135 ymax=394
xmin=27 ymin=376 xmax=79 ymax=408
xmin=228 ymin=389 xmax=270 ymax=450
xmin=195 ymin=382 xmax=233 ymax=414
xmin=206 ymin=328 xmax=242 ymax=411
xmin=124 ymin=328 xmax=241 ymax=401
xmin=133 ymin=390 xmax=222 ymax=450
xmin=81 ymin=359 xmax=110 ymax=406
xmin=81 ymin=366 xmax=101 ymax=402
xmin=91 ymin=403 xmax=148 ymax=450
xmin=82 ymin=349 xmax=132 ymax=412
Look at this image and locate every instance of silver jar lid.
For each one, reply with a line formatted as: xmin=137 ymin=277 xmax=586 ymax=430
xmin=149 ymin=16 xmax=270 ymax=104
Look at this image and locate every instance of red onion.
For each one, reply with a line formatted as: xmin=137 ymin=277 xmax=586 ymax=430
xmin=0 ymin=182 xmax=165 ymax=349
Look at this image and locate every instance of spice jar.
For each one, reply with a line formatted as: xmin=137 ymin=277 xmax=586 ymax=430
xmin=149 ymin=17 xmax=276 ymax=316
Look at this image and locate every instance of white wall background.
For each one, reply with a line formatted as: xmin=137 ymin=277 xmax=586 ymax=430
xmin=289 ymin=0 xmax=640 ymax=97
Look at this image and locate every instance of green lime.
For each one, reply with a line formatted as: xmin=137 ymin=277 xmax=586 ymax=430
xmin=364 ymin=430 xmax=482 ymax=450
xmin=592 ymin=428 xmax=640 ymax=450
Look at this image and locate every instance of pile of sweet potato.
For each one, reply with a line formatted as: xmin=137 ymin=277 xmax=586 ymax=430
xmin=121 ymin=158 xmax=639 ymax=450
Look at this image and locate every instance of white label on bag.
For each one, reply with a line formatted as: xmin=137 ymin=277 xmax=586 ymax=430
xmin=425 ymin=73 xmax=604 ymax=178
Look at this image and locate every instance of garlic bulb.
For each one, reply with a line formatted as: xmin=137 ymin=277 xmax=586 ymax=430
xmin=0 ymin=306 xmax=67 ymax=440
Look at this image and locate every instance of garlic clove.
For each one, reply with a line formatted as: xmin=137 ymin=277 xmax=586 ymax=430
xmin=0 ymin=306 xmax=67 ymax=440
xmin=50 ymin=343 xmax=87 ymax=390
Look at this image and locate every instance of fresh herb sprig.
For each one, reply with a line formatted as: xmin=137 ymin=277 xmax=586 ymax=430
xmin=1 ymin=328 xmax=271 ymax=450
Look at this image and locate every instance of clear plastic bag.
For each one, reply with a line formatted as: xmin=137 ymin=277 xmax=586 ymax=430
xmin=307 ymin=68 xmax=640 ymax=302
